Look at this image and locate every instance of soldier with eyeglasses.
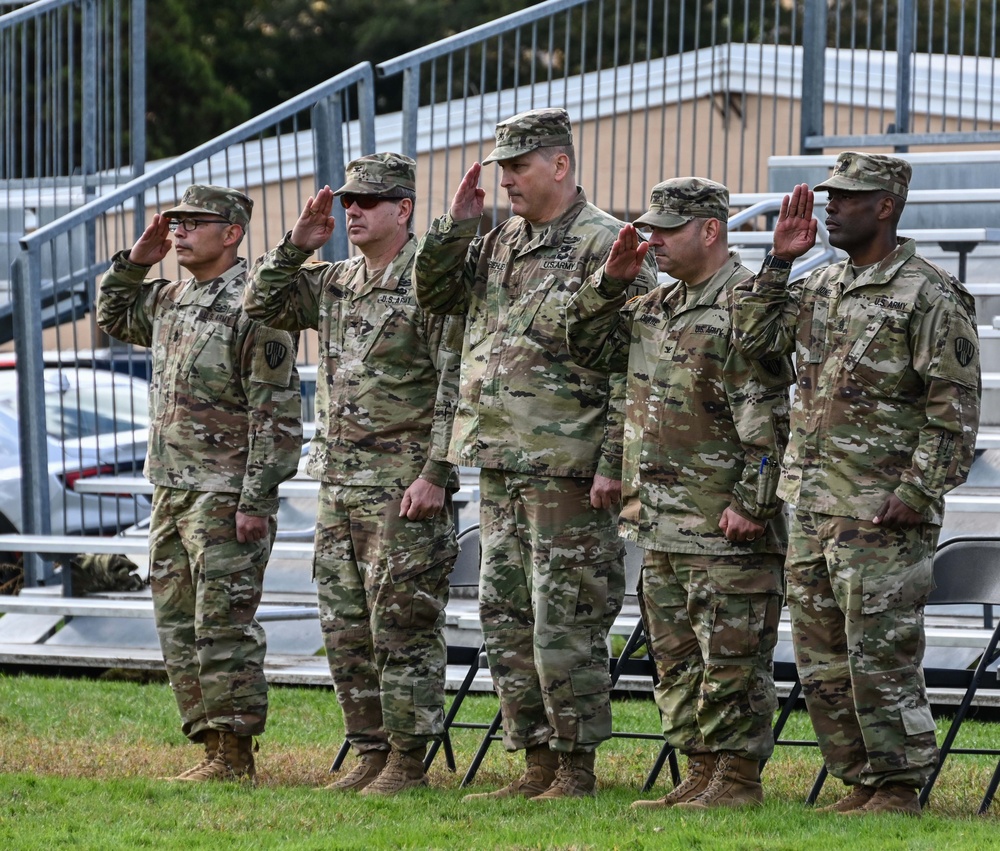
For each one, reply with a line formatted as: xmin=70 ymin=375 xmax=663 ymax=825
xmin=245 ymin=153 xmax=463 ymax=795
xmin=97 ymin=184 xmax=303 ymax=784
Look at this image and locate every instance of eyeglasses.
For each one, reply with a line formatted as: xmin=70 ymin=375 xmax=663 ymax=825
xmin=167 ymin=218 xmax=232 ymax=232
xmin=339 ymin=194 xmax=400 ymax=210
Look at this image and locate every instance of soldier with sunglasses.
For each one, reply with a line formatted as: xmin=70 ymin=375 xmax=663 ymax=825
xmin=245 ymin=153 xmax=463 ymax=795
xmin=97 ymin=185 xmax=303 ymax=784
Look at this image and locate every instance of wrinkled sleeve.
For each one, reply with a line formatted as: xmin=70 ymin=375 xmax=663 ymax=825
xmin=731 ymin=265 xmax=803 ymax=359
xmin=236 ymin=318 xmax=303 ymax=515
xmin=566 ymin=264 xmax=635 ymax=372
xmin=595 ymin=252 xmax=657 ymax=481
xmin=244 ymin=234 xmax=323 ymax=332
xmin=724 ymin=340 xmax=793 ymax=522
xmin=420 ymin=310 xmax=465 ymax=488
xmin=896 ymin=296 xmax=981 ymax=513
xmin=96 ymin=250 xmax=161 ymax=347
xmin=413 ymin=214 xmax=482 ymax=315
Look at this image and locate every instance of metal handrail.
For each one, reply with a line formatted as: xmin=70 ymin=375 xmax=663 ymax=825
xmin=21 ymin=62 xmax=376 ymax=250
xmin=376 ymin=0 xmax=588 ymax=76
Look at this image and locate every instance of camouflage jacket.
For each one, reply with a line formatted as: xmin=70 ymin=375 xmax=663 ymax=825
xmin=568 ymin=252 xmax=792 ymax=555
xmin=413 ymin=188 xmax=656 ymax=478
xmin=97 ymin=253 xmax=303 ymax=516
xmin=245 ymin=235 xmax=462 ymax=489
xmin=732 ymin=239 xmax=981 ymax=524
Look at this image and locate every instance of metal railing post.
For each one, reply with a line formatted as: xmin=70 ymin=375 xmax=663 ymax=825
xmin=894 ymin=0 xmax=915 ymax=153
xmin=311 ymin=95 xmax=348 ymax=262
xmin=800 ymin=0 xmax=827 ymax=154
xmin=400 ymin=66 xmax=421 ymax=160
xmin=11 ymin=250 xmax=54 ymax=587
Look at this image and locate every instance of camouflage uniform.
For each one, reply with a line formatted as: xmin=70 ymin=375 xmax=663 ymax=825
xmin=245 ymin=154 xmax=462 ymax=756
xmin=567 ymin=177 xmax=791 ymax=764
xmin=732 ymin=154 xmax=982 ymax=790
xmin=414 ymin=109 xmax=658 ymax=755
xmin=97 ymin=185 xmax=302 ymax=741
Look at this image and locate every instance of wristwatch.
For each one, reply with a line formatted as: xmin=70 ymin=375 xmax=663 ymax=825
xmin=762 ymin=252 xmax=793 ymax=270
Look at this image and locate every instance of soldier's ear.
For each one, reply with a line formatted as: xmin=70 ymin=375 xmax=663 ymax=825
xmin=222 ymin=223 xmax=245 ymax=248
xmin=702 ymin=217 xmax=722 ymax=245
xmin=875 ymin=193 xmax=897 ymax=223
xmin=396 ymin=197 xmax=414 ymax=224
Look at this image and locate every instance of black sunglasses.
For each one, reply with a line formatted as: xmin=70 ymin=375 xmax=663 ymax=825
xmin=339 ymin=194 xmax=401 ymax=210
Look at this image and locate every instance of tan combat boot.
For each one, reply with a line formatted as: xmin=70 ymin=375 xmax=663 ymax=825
xmin=323 ymin=750 xmax=388 ymax=792
xmin=846 ymin=782 xmax=921 ymax=817
xmin=631 ymin=751 xmax=717 ymax=809
xmin=176 ymin=730 xmax=256 ymax=784
xmin=531 ymin=751 xmax=596 ymax=800
xmin=815 ymin=784 xmax=876 ymax=813
xmin=675 ymin=752 xmax=763 ymax=809
xmin=462 ymin=744 xmax=559 ymax=801
xmin=167 ymin=730 xmax=220 ymax=781
xmin=359 ymin=747 xmax=428 ymax=796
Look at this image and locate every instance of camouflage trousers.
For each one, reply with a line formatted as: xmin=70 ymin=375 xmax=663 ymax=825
xmin=638 ymin=548 xmax=783 ymax=760
xmin=787 ymin=509 xmax=939 ymax=787
xmin=478 ymin=469 xmax=625 ymax=754
xmin=314 ymin=482 xmax=457 ymax=754
xmin=149 ymin=486 xmax=272 ymax=740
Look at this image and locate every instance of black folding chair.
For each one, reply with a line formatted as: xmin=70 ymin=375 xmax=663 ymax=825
xmin=331 ymin=524 xmax=487 ymax=775
xmin=605 ymin=539 xmax=680 ymax=790
xmin=766 ymin=642 xmax=828 ymax=803
xmin=918 ymin=536 xmax=1000 ymax=813
xmin=425 ymin=524 xmax=491 ymax=772
xmin=462 ymin=538 xmax=681 ymax=789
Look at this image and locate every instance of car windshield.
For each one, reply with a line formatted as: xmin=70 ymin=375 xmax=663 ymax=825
xmin=45 ymin=376 xmax=150 ymax=441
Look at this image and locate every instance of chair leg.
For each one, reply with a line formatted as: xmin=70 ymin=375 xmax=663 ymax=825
xmin=330 ymin=738 xmax=351 ymax=773
xmin=461 ymin=707 xmax=504 ymax=787
xmin=978 ymin=759 xmax=1000 ymax=815
xmin=642 ymin=742 xmax=676 ymax=792
xmin=806 ymin=764 xmax=828 ymax=804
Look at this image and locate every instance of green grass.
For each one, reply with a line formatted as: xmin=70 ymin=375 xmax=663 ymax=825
xmin=1 ymin=672 xmax=998 ymax=849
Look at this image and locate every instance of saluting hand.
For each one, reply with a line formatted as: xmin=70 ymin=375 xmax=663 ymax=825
xmin=604 ymin=224 xmax=651 ymax=282
xmin=290 ymin=185 xmax=337 ymax=253
xmin=449 ymin=163 xmax=486 ymax=221
xmin=127 ymin=214 xmax=173 ymax=267
xmin=771 ymin=183 xmax=817 ymax=261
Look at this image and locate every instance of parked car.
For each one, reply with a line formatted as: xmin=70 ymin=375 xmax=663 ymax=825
xmin=0 ymin=366 xmax=151 ymax=564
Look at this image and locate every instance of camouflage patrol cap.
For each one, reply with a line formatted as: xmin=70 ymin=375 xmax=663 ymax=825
xmin=814 ymin=151 xmax=912 ymax=200
xmin=633 ymin=177 xmax=730 ymax=229
xmin=162 ymin=185 xmax=253 ymax=229
xmin=333 ymin=152 xmax=416 ymax=196
xmin=482 ymin=108 xmax=574 ymax=164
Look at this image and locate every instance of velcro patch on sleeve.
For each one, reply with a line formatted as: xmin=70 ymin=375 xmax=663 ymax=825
xmin=252 ymin=326 xmax=295 ymax=387
xmin=931 ymin=312 xmax=979 ymax=390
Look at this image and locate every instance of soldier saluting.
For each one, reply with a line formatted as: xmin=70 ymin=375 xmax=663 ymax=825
xmin=732 ymin=152 xmax=981 ymax=816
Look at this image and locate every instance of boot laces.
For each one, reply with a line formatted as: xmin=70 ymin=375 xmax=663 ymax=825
xmin=693 ymin=751 xmax=732 ymax=801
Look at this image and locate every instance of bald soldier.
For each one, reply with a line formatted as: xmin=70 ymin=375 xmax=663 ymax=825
xmin=733 ymin=152 xmax=981 ymax=816
xmin=414 ymin=108 xmax=657 ymax=799
xmin=98 ymin=185 xmax=303 ymax=783
xmin=567 ymin=177 xmax=791 ymax=809
xmin=245 ymin=154 xmax=463 ymax=795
